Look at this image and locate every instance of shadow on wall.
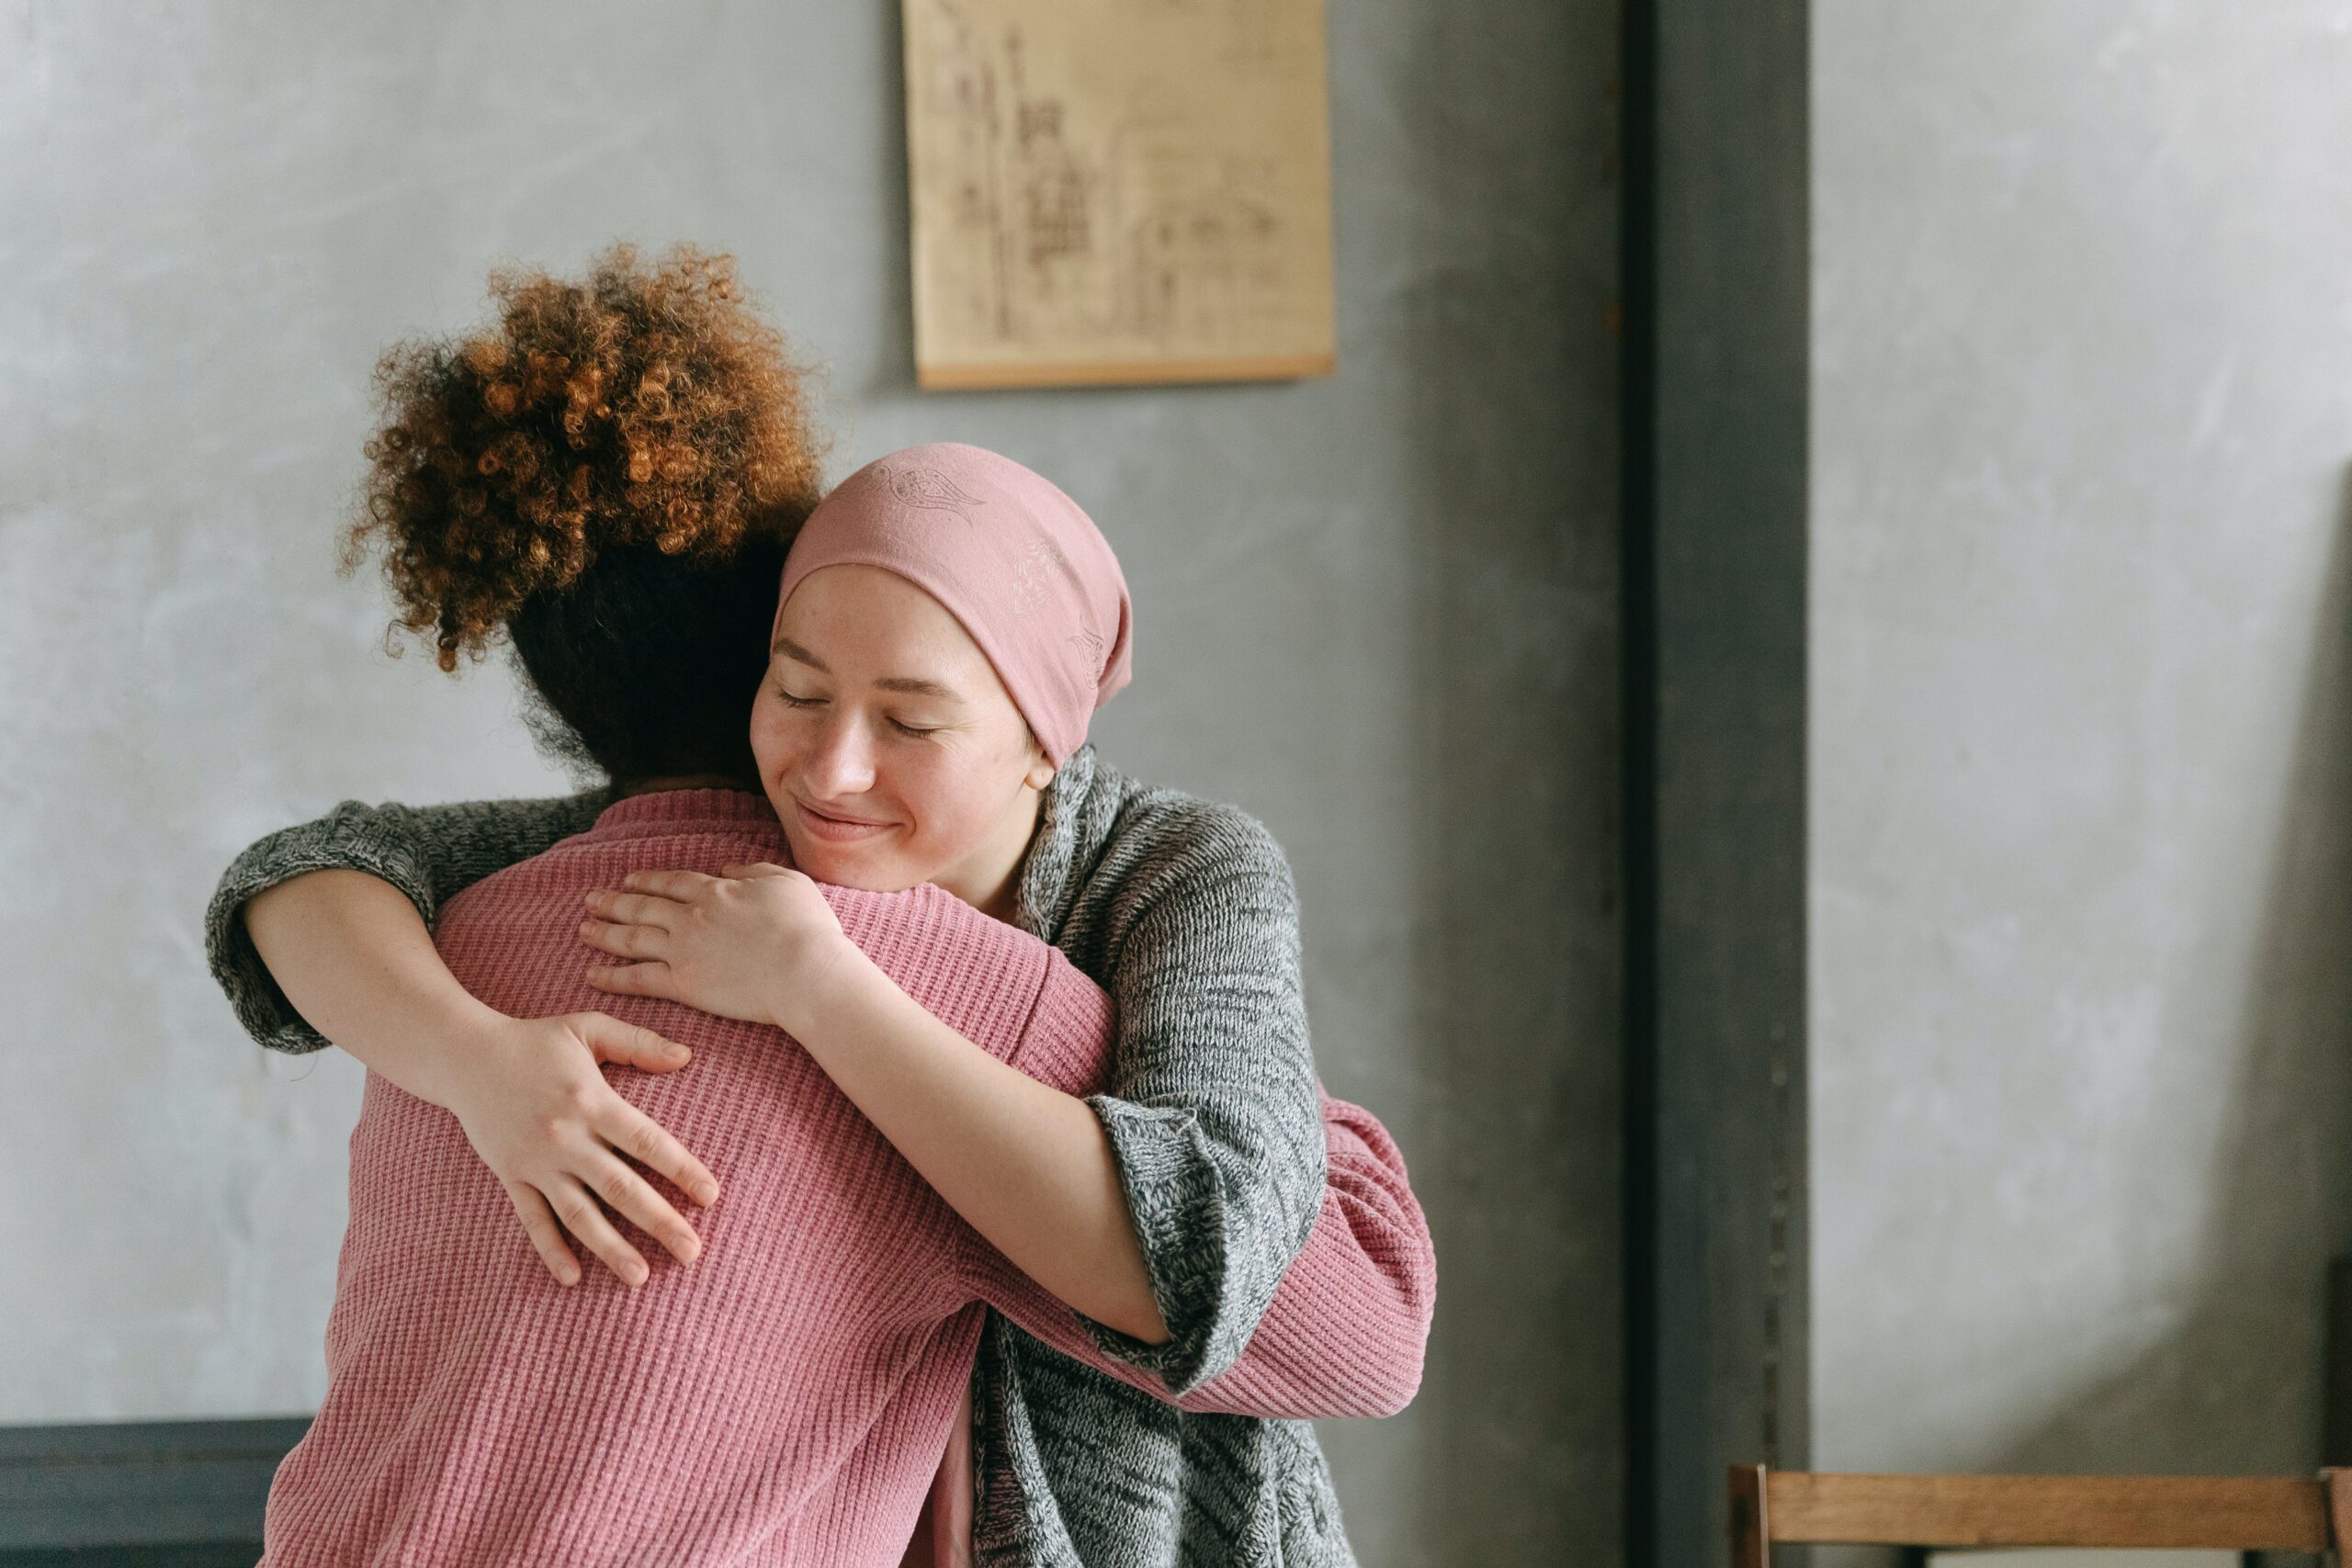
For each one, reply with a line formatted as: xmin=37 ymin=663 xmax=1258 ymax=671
xmin=1816 ymin=469 xmax=2352 ymax=1568
xmin=1951 ymin=479 xmax=2352 ymax=1568
xmin=1992 ymin=468 xmax=2352 ymax=1483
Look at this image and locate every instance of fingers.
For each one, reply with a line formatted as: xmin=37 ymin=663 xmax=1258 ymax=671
xmin=616 ymin=870 xmax=711 ymax=899
xmin=584 ymin=961 xmax=671 ymax=998
xmin=719 ymin=862 xmax=792 ymax=879
xmin=579 ymin=1145 xmax=705 ymax=1269
xmin=582 ymin=888 xmax=678 ymax=929
xmin=505 ymin=1180 xmax=582 ymax=1287
xmin=599 ymin=1098 xmax=722 ymax=1210
xmin=543 ymin=1173 xmax=653 ymax=1288
xmin=573 ymin=1012 xmax=693 ymax=1074
xmin=579 ymin=915 xmax=665 ymax=961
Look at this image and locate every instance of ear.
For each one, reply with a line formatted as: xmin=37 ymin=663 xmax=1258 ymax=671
xmin=1023 ymin=735 xmax=1057 ymax=793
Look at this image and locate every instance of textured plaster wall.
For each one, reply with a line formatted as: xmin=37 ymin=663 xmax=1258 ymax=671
xmin=1 ymin=1 xmax=1618 ymax=1559
xmin=1814 ymin=2 xmax=2352 ymax=1478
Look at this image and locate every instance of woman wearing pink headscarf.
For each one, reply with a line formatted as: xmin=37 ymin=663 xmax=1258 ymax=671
xmin=214 ymin=451 xmax=1428 ymax=1563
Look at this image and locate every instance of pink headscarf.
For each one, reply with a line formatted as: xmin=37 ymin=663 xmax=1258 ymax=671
xmin=771 ymin=443 xmax=1134 ymax=768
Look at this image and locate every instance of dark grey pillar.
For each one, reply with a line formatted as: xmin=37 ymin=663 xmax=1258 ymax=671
xmin=1623 ymin=0 xmax=1810 ymax=1564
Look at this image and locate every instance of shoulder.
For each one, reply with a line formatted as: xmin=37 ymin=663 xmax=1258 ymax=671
xmin=1071 ymin=756 xmax=1300 ymax=938
xmin=1114 ymin=787 xmax=1292 ymax=886
xmin=406 ymin=786 xmax=616 ymax=904
xmin=328 ymin=786 xmax=614 ymax=858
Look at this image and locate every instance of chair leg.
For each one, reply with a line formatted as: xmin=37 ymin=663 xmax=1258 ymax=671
xmin=1729 ymin=1464 xmax=1771 ymax=1568
xmin=2324 ymin=1467 xmax=2352 ymax=1561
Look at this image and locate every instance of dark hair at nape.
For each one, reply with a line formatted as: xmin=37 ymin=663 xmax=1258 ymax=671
xmin=508 ymin=533 xmax=788 ymax=789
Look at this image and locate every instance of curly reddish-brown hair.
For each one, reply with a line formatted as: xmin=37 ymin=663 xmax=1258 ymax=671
xmin=340 ymin=241 xmax=827 ymax=673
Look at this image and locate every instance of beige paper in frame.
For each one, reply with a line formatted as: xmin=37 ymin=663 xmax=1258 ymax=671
xmin=901 ymin=0 xmax=1337 ymax=390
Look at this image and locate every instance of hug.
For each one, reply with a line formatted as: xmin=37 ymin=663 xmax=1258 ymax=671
xmin=200 ymin=243 xmax=1435 ymax=1565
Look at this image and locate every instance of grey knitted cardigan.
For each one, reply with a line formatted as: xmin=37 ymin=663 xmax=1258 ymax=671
xmin=203 ymin=742 xmax=1358 ymax=1566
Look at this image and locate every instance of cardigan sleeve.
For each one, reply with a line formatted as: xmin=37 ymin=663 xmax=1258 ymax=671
xmin=959 ymin=1090 xmax=1436 ymax=1417
xmin=1057 ymin=804 xmax=1328 ymax=1393
xmin=202 ymin=789 xmax=615 ymax=1054
xmin=936 ymin=848 xmax=1433 ymax=1417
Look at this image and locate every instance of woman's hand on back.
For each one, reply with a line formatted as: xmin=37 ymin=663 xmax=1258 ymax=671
xmin=577 ymin=863 xmax=855 ymax=1038
xmin=237 ymin=867 xmax=721 ymax=1290
xmin=438 ymin=1011 xmax=723 ymax=1289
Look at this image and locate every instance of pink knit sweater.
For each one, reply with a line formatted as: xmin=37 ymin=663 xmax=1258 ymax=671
xmin=264 ymin=790 xmax=1432 ymax=1566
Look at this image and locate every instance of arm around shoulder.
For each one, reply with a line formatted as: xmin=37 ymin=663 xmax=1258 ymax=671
xmin=1071 ymin=802 xmax=1329 ymax=1393
xmin=204 ymin=789 xmax=611 ymax=1053
xmin=964 ymin=1089 xmax=1436 ymax=1418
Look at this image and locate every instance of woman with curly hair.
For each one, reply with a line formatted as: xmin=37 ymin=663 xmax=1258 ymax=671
xmin=208 ymin=243 xmax=1433 ymax=1565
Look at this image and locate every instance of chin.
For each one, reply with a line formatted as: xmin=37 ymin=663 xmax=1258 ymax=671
xmin=784 ymin=834 xmax=912 ymax=893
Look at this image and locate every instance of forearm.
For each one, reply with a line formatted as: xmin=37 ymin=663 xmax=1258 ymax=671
xmin=1176 ymin=1098 xmax=1434 ymax=1416
xmin=967 ymin=1094 xmax=1435 ymax=1417
xmin=206 ymin=791 xmax=606 ymax=1054
xmin=1083 ymin=826 xmax=1328 ymax=1392
xmin=243 ymin=869 xmax=502 ymax=1108
xmin=789 ymin=947 xmax=1169 ymax=1344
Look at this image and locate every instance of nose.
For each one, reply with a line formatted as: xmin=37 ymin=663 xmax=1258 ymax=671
xmin=802 ymin=707 xmax=878 ymax=800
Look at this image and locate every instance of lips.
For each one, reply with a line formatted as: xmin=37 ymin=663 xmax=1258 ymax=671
xmin=794 ymin=798 xmax=896 ymax=842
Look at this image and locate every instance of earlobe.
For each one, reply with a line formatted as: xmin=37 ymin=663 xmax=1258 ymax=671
xmin=1023 ymin=734 xmax=1056 ymax=793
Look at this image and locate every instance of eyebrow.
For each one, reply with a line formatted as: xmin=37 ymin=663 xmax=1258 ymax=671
xmin=772 ymin=637 xmax=962 ymax=700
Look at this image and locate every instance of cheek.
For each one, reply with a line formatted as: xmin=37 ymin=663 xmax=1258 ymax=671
xmin=898 ymin=744 xmax=1019 ymax=846
xmin=748 ymin=697 xmax=804 ymax=773
xmin=886 ymin=748 xmax=963 ymax=825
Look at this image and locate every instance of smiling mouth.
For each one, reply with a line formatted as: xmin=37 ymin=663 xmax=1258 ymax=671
xmin=795 ymin=799 xmax=895 ymax=838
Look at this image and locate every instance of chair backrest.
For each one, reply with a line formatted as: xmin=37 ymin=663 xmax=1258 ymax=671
xmin=1727 ymin=1467 xmax=2352 ymax=1568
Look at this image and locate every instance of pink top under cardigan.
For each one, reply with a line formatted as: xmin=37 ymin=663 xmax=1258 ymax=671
xmin=263 ymin=790 xmax=1435 ymax=1565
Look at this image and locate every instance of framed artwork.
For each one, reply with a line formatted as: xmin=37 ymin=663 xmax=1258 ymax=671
xmin=901 ymin=0 xmax=1337 ymax=390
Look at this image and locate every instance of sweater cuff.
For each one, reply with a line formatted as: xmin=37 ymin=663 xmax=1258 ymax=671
xmin=1074 ymin=1095 xmax=1244 ymax=1392
xmin=202 ymin=806 xmax=439 ymax=1055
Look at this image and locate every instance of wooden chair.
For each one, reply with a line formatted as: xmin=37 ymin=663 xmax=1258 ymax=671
xmin=1728 ymin=1466 xmax=2352 ymax=1567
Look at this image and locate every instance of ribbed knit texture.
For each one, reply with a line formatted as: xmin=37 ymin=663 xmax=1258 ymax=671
xmin=208 ymin=747 xmax=1437 ymax=1567
xmin=264 ymin=790 xmax=1113 ymax=1565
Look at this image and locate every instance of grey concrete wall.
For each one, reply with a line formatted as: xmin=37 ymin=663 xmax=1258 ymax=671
xmin=1 ymin=1 xmax=1618 ymax=1559
xmin=1814 ymin=2 xmax=2352 ymax=1482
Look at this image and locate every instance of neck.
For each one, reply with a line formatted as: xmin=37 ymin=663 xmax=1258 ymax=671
xmin=613 ymin=772 xmax=763 ymax=799
xmin=940 ymin=784 xmax=1046 ymax=923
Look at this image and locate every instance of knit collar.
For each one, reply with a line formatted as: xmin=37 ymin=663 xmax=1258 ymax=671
xmin=590 ymin=787 xmax=781 ymax=841
xmin=1012 ymin=742 xmax=1117 ymax=942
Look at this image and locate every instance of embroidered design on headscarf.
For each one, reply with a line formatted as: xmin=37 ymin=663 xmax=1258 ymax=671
xmin=883 ymin=464 xmax=986 ymax=525
xmin=1007 ymin=534 xmax=1079 ymax=618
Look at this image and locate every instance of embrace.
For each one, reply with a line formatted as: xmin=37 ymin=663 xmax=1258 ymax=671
xmin=202 ymin=243 xmax=1436 ymax=1567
